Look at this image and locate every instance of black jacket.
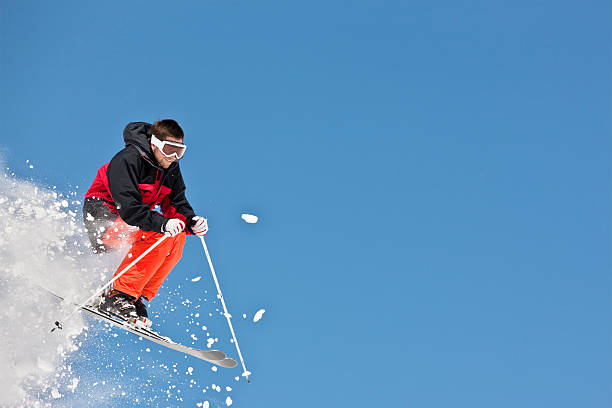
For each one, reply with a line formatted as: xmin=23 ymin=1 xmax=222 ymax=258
xmin=85 ymin=122 xmax=196 ymax=233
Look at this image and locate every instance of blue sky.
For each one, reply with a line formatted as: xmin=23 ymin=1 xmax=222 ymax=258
xmin=1 ymin=1 xmax=610 ymax=407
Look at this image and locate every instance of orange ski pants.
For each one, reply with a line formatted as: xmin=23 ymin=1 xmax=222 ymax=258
xmin=102 ymin=219 xmax=186 ymax=300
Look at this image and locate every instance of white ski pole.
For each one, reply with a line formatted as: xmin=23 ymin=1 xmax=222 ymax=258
xmin=199 ymin=236 xmax=251 ymax=383
xmin=51 ymin=233 xmax=169 ymax=332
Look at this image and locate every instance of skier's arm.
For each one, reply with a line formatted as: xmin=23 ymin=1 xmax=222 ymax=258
xmin=107 ymin=150 xmax=167 ymax=233
xmin=168 ymin=169 xmax=196 ymax=219
xmin=159 ymin=168 xmax=198 ymax=233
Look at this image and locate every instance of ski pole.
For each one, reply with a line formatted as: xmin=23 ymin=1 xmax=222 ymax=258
xmin=199 ymin=236 xmax=251 ymax=383
xmin=51 ymin=233 xmax=169 ymax=332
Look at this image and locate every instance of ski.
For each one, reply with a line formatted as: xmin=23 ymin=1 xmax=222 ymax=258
xmin=46 ymin=287 xmax=237 ymax=368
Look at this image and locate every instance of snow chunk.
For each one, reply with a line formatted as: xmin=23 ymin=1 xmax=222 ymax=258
xmin=211 ymin=366 xmax=218 ymax=372
xmin=187 ymin=367 xmax=194 ymax=375
xmin=253 ymin=309 xmax=266 ymax=322
xmin=241 ymin=213 xmax=258 ymax=224
xmin=51 ymin=388 xmax=62 ymax=399
xmin=206 ymin=338 xmax=215 ymax=348
xmin=67 ymin=377 xmax=80 ymax=392
xmin=191 ymin=276 xmax=201 ymax=282
xmin=226 ymin=396 xmax=233 ymax=406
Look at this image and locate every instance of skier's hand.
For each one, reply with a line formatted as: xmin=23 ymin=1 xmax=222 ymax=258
xmin=191 ymin=216 xmax=208 ymax=237
xmin=163 ymin=218 xmax=185 ymax=237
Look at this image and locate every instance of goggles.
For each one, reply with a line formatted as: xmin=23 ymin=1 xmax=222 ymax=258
xmin=151 ymin=134 xmax=187 ymax=159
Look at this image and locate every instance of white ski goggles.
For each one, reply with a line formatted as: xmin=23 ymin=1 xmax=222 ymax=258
xmin=151 ymin=134 xmax=187 ymax=159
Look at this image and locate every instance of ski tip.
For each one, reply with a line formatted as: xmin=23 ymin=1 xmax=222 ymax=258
xmin=204 ymin=350 xmax=226 ymax=361
xmin=214 ymin=358 xmax=238 ymax=368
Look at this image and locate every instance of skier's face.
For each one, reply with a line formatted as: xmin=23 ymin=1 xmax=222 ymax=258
xmin=151 ymin=136 xmax=184 ymax=169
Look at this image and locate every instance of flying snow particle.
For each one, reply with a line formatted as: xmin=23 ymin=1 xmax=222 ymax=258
xmin=226 ymin=386 xmax=232 ymax=391
xmin=191 ymin=276 xmax=201 ymax=282
xmin=204 ymin=402 xmax=210 ymax=408
xmin=242 ymin=314 xmax=247 ymax=319
xmin=253 ymin=309 xmax=266 ymax=322
xmin=187 ymin=367 xmax=194 ymax=375
xmin=51 ymin=388 xmax=62 ymax=399
xmin=226 ymin=396 xmax=233 ymax=406
xmin=211 ymin=366 xmax=218 ymax=372
xmin=68 ymin=378 xmax=80 ymax=392
xmin=241 ymin=213 xmax=258 ymax=224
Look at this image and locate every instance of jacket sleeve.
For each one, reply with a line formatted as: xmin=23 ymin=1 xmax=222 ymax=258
xmin=107 ymin=149 xmax=166 ymax=233
xmin=162 ymin=167 xmax=196 ymax=228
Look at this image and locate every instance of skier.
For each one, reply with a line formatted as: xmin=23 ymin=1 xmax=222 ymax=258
xmin=82 ymin=120 xmax=208 ymax=326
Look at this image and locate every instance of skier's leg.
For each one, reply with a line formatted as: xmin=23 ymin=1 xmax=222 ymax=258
xmin=82 ymin=197 xmax=118 ymax=253
xmin=100 ymin=218 xmax=139 ymax=250
xmin=111 ymin=230 xmax=175 ymax=298
xmin=140 ymin=232 xmax=186 ymax=301
xmin=82 ymin=198 xmax=140 ymax=253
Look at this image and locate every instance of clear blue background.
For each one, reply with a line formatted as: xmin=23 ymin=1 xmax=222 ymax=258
xmin=1 ymin=1 xmax=610 ymax=407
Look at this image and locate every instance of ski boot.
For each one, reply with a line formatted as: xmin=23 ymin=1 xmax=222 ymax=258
xmin=98 ymin=288 xmax=138 ymax=320
xmin=130 ymin=296 xmax=153 ymax=329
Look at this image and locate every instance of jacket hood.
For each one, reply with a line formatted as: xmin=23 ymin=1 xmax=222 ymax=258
xmin=123 ymin=122 xmax=178 ymax=171
xmin=123 ymin=122 xmax=153 ymax=155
